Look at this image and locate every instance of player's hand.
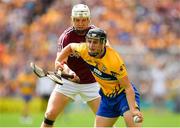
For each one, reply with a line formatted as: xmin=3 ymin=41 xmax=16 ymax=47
xmin=68 ymin=72 xmax=80 ymax=83
xmin=55 ymin=61 xmax=64 ymax=71
xmin=131 ymin=109 xmax=143 ymax=123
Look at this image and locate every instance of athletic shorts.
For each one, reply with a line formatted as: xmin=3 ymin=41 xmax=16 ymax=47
xmin=55 ymin=78 xmax=100 ymax=102
xmin=96 ymin=83 xmax=140 ymax=118
xmin=22 ymin=95 xmax=32 ymax=102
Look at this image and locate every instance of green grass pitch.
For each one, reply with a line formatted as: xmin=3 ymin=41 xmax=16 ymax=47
xmin=0 ymin=97 xmax=180 ymax=127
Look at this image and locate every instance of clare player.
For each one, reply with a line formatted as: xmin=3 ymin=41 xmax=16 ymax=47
xmin=55 ymin=28 xmax=143 ymax=127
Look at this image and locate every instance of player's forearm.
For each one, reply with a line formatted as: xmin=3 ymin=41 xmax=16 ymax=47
xmin=56 ymin=45 xmax=72 ymax=62
xmin=125 ymin=84 xmax=136 ymax=111
xmin=55 ymin=44 xmax=73 ymax=70
xmin=62 ymin=64 xmax=72 ymax=74
xmin=120 ymin=76 xmax=137 ymax=111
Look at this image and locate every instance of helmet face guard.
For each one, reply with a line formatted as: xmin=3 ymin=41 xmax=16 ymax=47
xmin=86 ymin=28 xmax=107 ymax=57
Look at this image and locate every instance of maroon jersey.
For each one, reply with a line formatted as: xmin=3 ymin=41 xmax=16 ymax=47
xmin=57 ymin=25 xmax=96 ymax=84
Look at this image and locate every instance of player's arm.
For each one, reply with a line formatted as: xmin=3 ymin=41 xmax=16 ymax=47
xmin=119 ymin=76 xmax=143 ymax=122
xmin=56 ymin=35 xmax=80 ymax=82
xmin=56 ymin=52 xmax=72 ymax=73
xmin=116 ymin=53 xmax=143 ymax=122
xmin=119 ymin=76 xmax=136 ymax=111
xmin=55 ymin=53 xmax=80 ymax=83
xmin=55 ymin=43 xmax=77 ymax=71
xmin=55 ymin=44 xmax=72 ymax=71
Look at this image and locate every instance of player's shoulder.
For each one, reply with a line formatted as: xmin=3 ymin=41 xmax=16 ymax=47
xmin=72 ymin=42 xmax=87 ymax=52
xmin=62 ymin=26 xmax=74 ymax=36
xmin=106 ymin=46 xmax=123 ymax=61
xmin=72 ymin=42 xmax=87 ymax=48
xmin=58 ymin=27 xmax=74 ymax=43
xmin=106 ymin=46 xmax=118 ymax=54
xmin=80 ymin=42 xmax=88 ymax=48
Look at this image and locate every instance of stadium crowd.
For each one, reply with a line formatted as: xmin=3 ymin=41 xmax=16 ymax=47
xmin=0 ymin=0 xmax=180 ymax=112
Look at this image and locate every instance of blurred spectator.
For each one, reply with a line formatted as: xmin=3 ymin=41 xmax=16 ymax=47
xmin=36 ymin=77 xmax=54 ymax=111
xmin=150 ymin=60 xmax=167 ymax=110
xmin=16 ymin=67 xmax=36 ymax=124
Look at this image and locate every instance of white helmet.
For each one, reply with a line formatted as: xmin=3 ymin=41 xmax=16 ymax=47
xmin=71 ymin=4 xmax=90 ymax=18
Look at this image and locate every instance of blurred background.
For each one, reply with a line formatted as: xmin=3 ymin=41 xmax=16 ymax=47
xmin=0 ymin=0 xmax=180 ymax=127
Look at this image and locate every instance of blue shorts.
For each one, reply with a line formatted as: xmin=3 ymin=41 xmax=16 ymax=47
xmin=96 ymin=83 xmax=140 ymax=118
xmin=22 ymin=95 xmax=32 ymax=102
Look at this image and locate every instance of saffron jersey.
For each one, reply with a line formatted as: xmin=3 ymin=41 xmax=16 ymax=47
xmin=17 ymin=72 xmax=36 ymax=95
xmin=71 ymin=43 xmax=128 ymax=97
xmin=57 ymin=25 xmax=96 ymax=84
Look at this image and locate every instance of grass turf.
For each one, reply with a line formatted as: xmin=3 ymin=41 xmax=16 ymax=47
xmin=0 ymin=97 xmax=180 ymax=127
xmin=0 ymin=108 xmax=180 ymax=127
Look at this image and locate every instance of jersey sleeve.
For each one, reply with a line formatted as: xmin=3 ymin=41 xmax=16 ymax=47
xmin=114 ymin=53 xmax=128 ymax=80
xmin=57 ymin=32 xmax=70 ymax=52
xmin=71 ymin=43 xmax=87 ymax=57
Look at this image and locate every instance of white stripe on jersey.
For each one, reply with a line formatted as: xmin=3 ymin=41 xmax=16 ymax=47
xmin=57 ymin=27 xmax=74 ymax=52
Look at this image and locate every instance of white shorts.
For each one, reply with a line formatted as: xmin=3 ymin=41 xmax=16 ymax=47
xmin=54 ymin=78 xmax=100 ymax=102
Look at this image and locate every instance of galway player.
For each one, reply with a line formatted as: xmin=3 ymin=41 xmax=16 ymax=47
xmin=41 ymin=4 xmax=101 ymax=127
